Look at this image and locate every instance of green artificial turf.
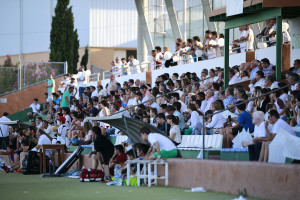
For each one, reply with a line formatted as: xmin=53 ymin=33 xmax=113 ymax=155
xmin=0 ymin=171 xmax=265 ymax=200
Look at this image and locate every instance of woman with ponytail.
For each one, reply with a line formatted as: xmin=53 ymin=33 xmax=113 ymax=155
xmin=166 ymin=115 xmax=182 ymax=145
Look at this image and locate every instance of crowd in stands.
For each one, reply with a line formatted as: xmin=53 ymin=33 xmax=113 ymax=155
xmin=0 ymin=20 xmax=297 ymax=177
xmin=106 ymin=20 xmax=290 ymax=76
xmin=1 ymin=55 xmax=300 ymax=174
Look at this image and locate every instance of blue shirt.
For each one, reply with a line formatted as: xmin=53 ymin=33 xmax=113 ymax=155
xmin=237 ymin=110 xmax=254 ymax=133
xmin=224 ymin=95 xmax=234 ymax=108
xmin=173 ymin=110 xmax=185 ymax=130
xmin=249 ymin=67 xmax=259 ymax=80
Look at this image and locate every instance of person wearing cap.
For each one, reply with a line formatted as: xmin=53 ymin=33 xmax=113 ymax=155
xmin=56 ymin=116 xmax=67 ymax=144
xmin=0 ymin=112 xmax=11 ymax=149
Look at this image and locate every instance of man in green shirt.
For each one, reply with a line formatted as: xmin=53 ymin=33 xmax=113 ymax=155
xmin=47 ymin=74 xmax=55 ymax=102
xmin=61 ymin=86 xmax=74 ymax=112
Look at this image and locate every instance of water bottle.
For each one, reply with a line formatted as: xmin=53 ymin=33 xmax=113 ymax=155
xmin=114 ymin=166 xmax=122 ymax=186
xmin=0 ymin=157 xmax=4 ymax=168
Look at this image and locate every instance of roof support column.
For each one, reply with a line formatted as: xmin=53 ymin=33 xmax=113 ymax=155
xmin=224 ymin=28 xmax=230 ymax=89
xmin=201 ymin=0 xmax=216 ymax=31
xmin=165 ymin=0 xmax=182 ymax=39
xmin=135 ymin=0 xmax=154 ymax=54
xmin=276 ymin=15 xmax=282 ymax=81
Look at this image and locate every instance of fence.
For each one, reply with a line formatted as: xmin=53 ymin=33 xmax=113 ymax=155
xmin=0 ymin=61 xmax=67 ymax=96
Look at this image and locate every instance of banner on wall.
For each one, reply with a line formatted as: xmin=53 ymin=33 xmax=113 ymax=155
xmin=226 ymin=0 xmax=243 ymax=17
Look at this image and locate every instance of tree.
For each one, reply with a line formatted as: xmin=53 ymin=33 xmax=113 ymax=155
xmin=73 ymin=29 xmax=79 ymax=73
xmin=80 ymin=46 xmax=89 ymax=70
xmin=49 ymin=0 xmax=79 ymax=74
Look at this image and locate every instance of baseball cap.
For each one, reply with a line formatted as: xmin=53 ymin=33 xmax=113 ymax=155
xmin=58 ymin=116 xmax=66 ymax=123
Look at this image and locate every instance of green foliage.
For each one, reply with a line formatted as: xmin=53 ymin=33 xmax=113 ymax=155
xmin=0 ymin=55 xmax=18 ymax=95
xmin=80 ymin=46 xmax=89 ymax=70
xmin=49 ymin=0 xmax=79 ymax=74
xmin=73 ymin=29 xmax=79 ymax=73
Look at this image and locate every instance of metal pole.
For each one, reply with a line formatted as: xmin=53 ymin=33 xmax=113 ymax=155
xmin=19 ymin=0 xmax=23 ymax=90
xmin=276 ymin=15 xmax=282 ymax=81
xmin=202 ymin=114 xmax=205 ymax=159
xmin=224 ymin=28 xmax=230 ymax=89
xmin=183 ymin=0 xmax=187 ymax=41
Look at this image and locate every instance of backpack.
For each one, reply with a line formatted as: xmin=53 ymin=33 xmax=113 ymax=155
xmin=22 ymin=151 xmax=40 ymax=174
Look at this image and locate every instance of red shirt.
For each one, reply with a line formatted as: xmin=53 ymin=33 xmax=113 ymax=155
xmin=115 ymin=153 xmax=127 ymax=163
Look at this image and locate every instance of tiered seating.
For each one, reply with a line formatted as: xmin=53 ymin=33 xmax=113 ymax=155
xmin=177 ymin=134 xmax=223 ymax=150
xmin=114 ymin=135 xmax=128 ymax=145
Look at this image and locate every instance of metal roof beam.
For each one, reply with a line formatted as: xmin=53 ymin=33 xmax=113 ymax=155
xmin=201 ymin=0 xmax=216 ymax=31
xmin=165 ymin=0 xmax=182 ymax=40
xmin=135 ymin=0 xmax=154 ymax=53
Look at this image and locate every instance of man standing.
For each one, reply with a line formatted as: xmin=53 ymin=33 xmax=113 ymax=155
xmin=47 ymin=74 xmax=55 ymax=102
xmin=128 ymin=55 xmax=140 ymax=74
xmin=61 ymin=86 xmax=74 ymax=112
xmin=242 ymin=25 xmax=254 ymax=51
xmin=107 ymin=75 xmax=117 ymax=95
xmin=0 ymin=112 xmax=11 ymax=149
xmin=77 ymin=65 xmax=87 ymax=98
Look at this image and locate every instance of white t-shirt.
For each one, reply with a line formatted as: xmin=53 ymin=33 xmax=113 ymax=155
xmin=0 ymin=116 xmax=11 ymax=137
xmin=244 ymin=28 xmax=254 ymax=50
xmin=130 ymin=59 xmax=140 ymax=74
xmin=254 ymin=122 xmax=266 ymax=138
xmin=207 ymin=39 xmax=217 ymax=59
xmin=64 ymin=114 xmax=72 ymax=129
xmin=91 ymin=90 xmax=98 ymax=98
xmin=99 ymin=89 xmax=107 ymax=97
xmin=77 ymin=71 xmax=87 ymax=87
xmin=169 ymin=125 xmax=181 ymax=144
xmin=37 ymin=134 xmax=52 ymax=157
xmin=239 ymin=30 xmax=246 ymax=52
xmin=229 ymin=75 xmax=241 ymax=85
xmin=150 ymin=102 xmax=160 ymax=113
xmin=148 ymin=133 xmax=176 ymax=151
xmin=272 ymin=118 xmax=295 ymax=136
xmin=30 ymin=103 xmax=41 ymax=113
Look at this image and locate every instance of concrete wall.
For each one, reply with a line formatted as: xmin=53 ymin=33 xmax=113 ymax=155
xmin=0 ymin=76 xmax=63 ymax=114
xmin=90 ymin=47 xmax=137 ymax=72
xmin=0 ymin=47 xmax=90 ymax=71
xmin=157 ymin=158 xmax=300 ymax=200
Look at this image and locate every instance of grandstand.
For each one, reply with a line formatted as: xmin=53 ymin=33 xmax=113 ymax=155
xmin=1 ymin=1 xmax=300 ymax=200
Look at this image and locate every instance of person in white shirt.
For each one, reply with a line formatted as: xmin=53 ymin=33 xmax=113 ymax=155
xmin=77 ymin=65 xmax=87 ymax=98
xmin=217 ymin=33 xmax=225 ymax=57
xmin=128 ymin=55 xmax=140 ymax=74
xmin=166 ymin=115 xmax=182 ymax=145
xmin=106 ymin=75 xmax=118 ymax=95
xmin=259 ymin=110 xmax=295 ymax=162
xmin=185 ymin=104 xmax=203 ymax=135
xmin=229 ymin=69 xmax=241 ymax=85
xmin=0 ymin=112 xmax=11 ymax=149
xmin=203 ymin=89 xmax=215 ymax=113
xmin=232 ymin=26 xmax=246 ymax=53
xmin=97 ymin=85 xmax=107 ymax=97
xmin=206 ymin=36 xmax=217 ymax=59
xmin=115 ymin=57 xmax=122 ymax=76
xmin=242 ymin=25 xmax=254 ymax=51
xmin=33 ymin=129 xmax=52 ymax=158
xmin=42 ymin=120 xmax=55 ymax=139
xmin=264 ymin=75 xmax=278 ymax=89
xmin=140 ymin=127 xmax=177 ymax=159
xmin=242 ymin=111 xmax=267 ymax=161
xmin=147 ymin=96 xmax=160 ymax=113
xmin=36 ymin=117 xmax=43 ymax=129
xmin=27 ymin=98 xmax=41 ymax=119
xmin=249 ymin=71 xmax=265 ymax=93
xmin=206 ymin=101 xmax=226 ymax=130
xmin=90 ymin=86 xmax=98 ymax=98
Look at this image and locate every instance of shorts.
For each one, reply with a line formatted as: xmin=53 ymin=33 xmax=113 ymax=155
xmin=154 ymin=149 xmax=177 ymax=158
xmin=232 ymin=126 xmax=243 ymax=136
